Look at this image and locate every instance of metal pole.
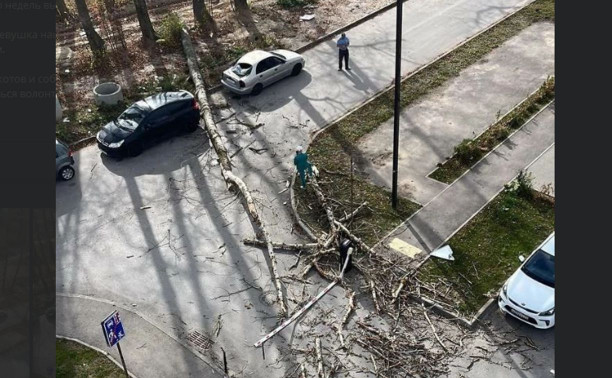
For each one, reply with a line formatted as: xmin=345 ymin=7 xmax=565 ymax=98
xmin=392 ymin=0 xmax=403 ymax=209
xmin=116 ymin=341 xmax=129 ymax=378
xmin=350 ymin=151 xmax=354 ymax=228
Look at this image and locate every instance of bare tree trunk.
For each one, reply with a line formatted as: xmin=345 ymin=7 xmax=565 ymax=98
xmin=233 ymin=0 xmax=250 ymax=13
xmin=56 ymin=0 xmax=72 ymax=22
xmin=132 ymin=0 xmax=156 ymax=43
xmin=180 ymin=28 xmax=287 ymax=318
xmin=74 ymin=0 xmax=105 ymax=55
xmin=193 ymin=0 xmax=215 ymax=34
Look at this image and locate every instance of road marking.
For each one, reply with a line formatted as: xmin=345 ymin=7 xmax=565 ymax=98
xmin=389 ymin=238 xmax=422 ymax=259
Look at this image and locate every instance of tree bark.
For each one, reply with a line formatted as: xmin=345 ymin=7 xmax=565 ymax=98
xmin=132 ymin=0 xmax=156 ymax=42
xmin=193 ymin=0 xmax=215 ymax=34
xmin=180 ymin=27 xmax=287 ymax=317
xmin=56 ymin=0 xmax=72 ymax=22
xmin=233 ymin=0 xmax=250 ymax=12
xmin=74 ymin=0 xmax=105 ymax=55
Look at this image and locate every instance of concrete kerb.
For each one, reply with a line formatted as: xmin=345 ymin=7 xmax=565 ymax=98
xmin=425 ymin=76 xmax=555 ymax=178
xmin=56 ymin=335 xmax=139 ymax=378
xmin=57 ymin=292 xmax=227 ymax=377
xmin=290 ymin=0 xmax=537 ymax=239
xmin=376 ymin=99 xmax=555 ymax=254
xmin=405 ymin=101 xmax=555 ymax=328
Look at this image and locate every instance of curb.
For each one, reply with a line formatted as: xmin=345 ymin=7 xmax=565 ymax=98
xmin=290 ymin=0 xmax=537 ymax=248
xmin=406 ymin=102 xmax=555 ymax=328
xmin=69 ymin=135 xmax=97 ymax=150
xmin=425 ymin=77 xmax=555 ymax=179
xmin=57 ymin=292 xmax=227 ymax=377
xmin=56 ymin=335 xmax=139 ymax=378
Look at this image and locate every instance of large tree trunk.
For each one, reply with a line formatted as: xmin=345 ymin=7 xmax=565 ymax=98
xmin=233 ymin=0 xmax=250 ymax=13
xmin=193 ymin=0 xmax=215 ymax=34
xmin=56 ymin=0 xmax=72 ymax=22
xmin=179 ymin=28 xmax=287 ymax=318
xmin=132 ymin=0 xmax=156 ymax=43
xmin=74 ymin=0 xmax=105 ymax=55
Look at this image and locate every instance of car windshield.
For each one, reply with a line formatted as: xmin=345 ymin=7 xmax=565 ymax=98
xmin=118 ymin=105 xmax=147 ymax=129
xmin=232 ymin=63 xmax=252 ymax=77
xmin=521 ymin=250 xmax=555 ymax=288
xmin=270 ymin=52 xmax=286 ymax=60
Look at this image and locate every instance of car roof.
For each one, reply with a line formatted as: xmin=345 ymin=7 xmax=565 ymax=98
xmin=538 ymin=233 xmax=555 ymax=256
xmin=133 ymin=91 xmax=193 ymax=112
xmin=237 ymin=50 xmax=272 ymax=65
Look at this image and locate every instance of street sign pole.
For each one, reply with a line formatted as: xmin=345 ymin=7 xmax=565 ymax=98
xmin=116 ymin=341 xmax=129 ymax=378
xmin=392 ymin=0 xmax=404 ymax=209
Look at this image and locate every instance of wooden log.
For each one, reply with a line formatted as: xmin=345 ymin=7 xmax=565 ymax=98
xmin=242 ymin=239 xmax=319 ymax=251
xmin=316 ymin=337 xmax=324 ymax=377
xmin=334 ymin=220 xmax=376 ymax=255
xmin=337 ymin=201 xmax=368 ymax=223
xmin=180 ymin=28 xmax=287 ymax=318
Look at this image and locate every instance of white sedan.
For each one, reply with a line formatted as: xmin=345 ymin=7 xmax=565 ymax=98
xmin=221 ymin=49 xmax=305 ymax=96
xmin=498 ymin=233 xmax=555 ymax=329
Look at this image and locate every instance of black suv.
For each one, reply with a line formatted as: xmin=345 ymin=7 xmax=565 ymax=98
xmin=96 ymin=91 xmax=200 ymax=157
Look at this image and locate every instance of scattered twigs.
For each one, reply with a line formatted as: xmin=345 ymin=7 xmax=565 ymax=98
xmin=334 ymin=221 xmax=376 ymax=255
xmin=370 ymin=280 xmax=381 ymax=313
xmin=243 ymin=238 xmax=318 ymax=251
xmin=316 ymin=337 xmax=324 ymax=377
xmin=337 ymin=201 xmax=368 ymax=223
xmin=421 ymin=303 xmax=449 ymax=353
xmin=391 ymin=276 xmax=408 ymax=304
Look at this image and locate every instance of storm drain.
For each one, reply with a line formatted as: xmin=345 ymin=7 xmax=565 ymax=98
xmin=186 ymin=330 xmax=213 ymax=352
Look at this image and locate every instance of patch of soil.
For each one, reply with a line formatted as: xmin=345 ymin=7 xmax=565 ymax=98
xmin=56 ymin=0 xmax=390 ymax=141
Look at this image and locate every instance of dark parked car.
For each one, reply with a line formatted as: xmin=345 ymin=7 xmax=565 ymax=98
xmin=96 ymin=91 xmax=200 ymax=157
xmin=56 ymin=139 xmax=75 ymax=181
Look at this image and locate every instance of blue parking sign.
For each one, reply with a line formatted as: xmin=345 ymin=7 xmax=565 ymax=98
xmin=101 ymin=310 xmax=125 ymax=347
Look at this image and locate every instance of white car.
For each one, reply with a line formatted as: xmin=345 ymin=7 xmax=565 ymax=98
xmin=498 ymin=233 xmax=555 ymax=329
xmin=221 ymin=49 xmax=305 ymax=96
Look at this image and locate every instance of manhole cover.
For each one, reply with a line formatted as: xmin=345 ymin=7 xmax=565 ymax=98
xmin=186 ymin=330 xmax=213 ymax=351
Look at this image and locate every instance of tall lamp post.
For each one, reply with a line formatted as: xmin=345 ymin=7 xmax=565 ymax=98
xmin=391 ymin=0 xmax=403 ymax=209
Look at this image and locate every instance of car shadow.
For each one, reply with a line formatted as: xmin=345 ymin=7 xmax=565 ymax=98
xmin=229 ymin=70 xmax=314 ymax=112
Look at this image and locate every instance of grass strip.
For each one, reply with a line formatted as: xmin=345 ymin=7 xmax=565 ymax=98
xmin=297 ymin=0 xmax=554 ymax=246
xmin=429 ymin=77 xmax=555 ymax=183
xmin=56 ymin=338 xmax=125 ymax=378
xmin=416 ymin=186 xmax=555 ymax=316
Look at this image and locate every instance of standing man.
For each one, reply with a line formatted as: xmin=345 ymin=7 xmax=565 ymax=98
xmin=294 ymin=146 xmax=313 ymax=189
xmin=337 ymin=33 xmax=350 ymax=71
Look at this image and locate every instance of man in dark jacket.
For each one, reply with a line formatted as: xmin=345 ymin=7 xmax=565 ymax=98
xmin=337 ymin=33 xmax=351 ymax=71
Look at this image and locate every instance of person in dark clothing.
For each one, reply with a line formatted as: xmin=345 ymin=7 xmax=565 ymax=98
xmin=337 ymin=33 xmax=350 ymax=71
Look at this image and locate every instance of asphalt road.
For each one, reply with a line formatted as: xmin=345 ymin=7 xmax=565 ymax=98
xmin=56 ymin=0 xmax=554 ymax=376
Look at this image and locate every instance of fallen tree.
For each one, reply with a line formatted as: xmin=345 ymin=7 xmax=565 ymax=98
xmin=180 ymin=27 xmax=287 ymax=318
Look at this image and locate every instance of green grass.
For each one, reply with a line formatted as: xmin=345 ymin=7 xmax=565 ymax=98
xmin=296 ymin=0 xmax=554 ymax=246
xmin=429 ymin=77 xmax=555 ymax=183
xmin=56 ymin=73 xmax=194 ymax=145
xmin=417 ymin=188 xmax=555 ymax=316
xmin=56 ymin=339 xmax=125 ymax=378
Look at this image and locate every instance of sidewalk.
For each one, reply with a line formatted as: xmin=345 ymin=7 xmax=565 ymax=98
xmin=216 ymin=0 xmax=535 ymax=244
xmin=379 ymin=102 xmax=555 ymax=265
xmin=56 ymin=294 xmax=225 ymax=378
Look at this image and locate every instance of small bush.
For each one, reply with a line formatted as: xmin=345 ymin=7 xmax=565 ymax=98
xmin=454 ymin=139 xmax=481 ymax=164
xmin=504 ymin=170 xmax=534 ymax=200
xmin=277 ymin=0 xmax=317 ymax=8
xmin=158 ymin=13 xmax=184 ymax=48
